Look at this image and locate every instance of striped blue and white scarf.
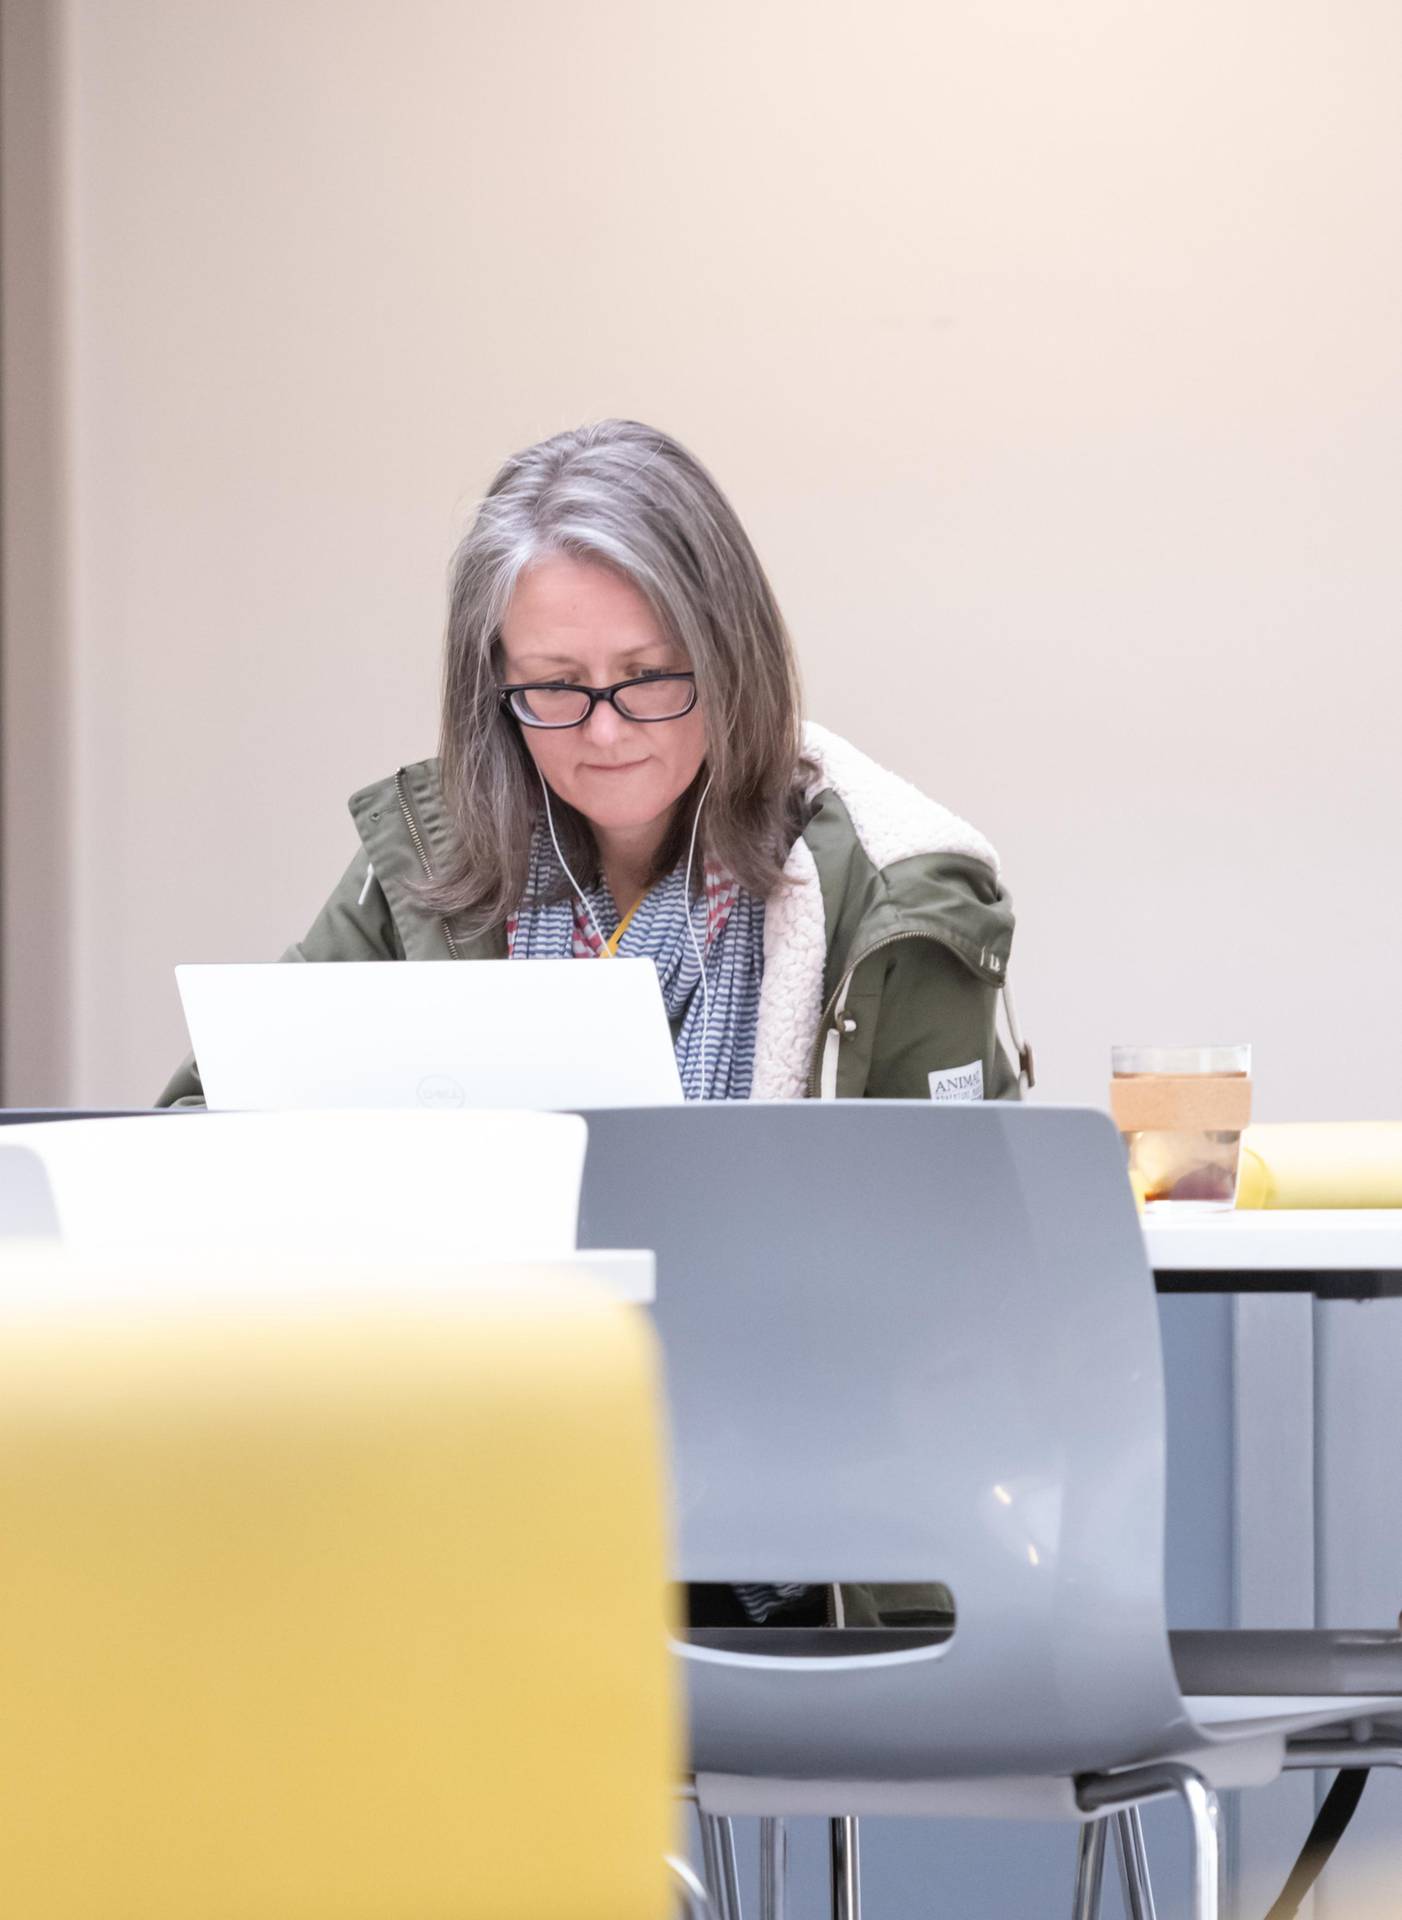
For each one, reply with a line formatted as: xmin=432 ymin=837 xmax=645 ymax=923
xmin=509 ymin=827 xmax=809 ymax=1622
xmin=506 ymin=823 xmax=765 ymax=1103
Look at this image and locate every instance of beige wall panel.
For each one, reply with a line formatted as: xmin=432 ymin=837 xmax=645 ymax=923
xmin=11 ymin=0 xmax=1402 ymax=1110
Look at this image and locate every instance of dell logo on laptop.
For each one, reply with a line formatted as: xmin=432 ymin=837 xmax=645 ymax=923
xmin=417 ymin=1074 xmax=466 ymax=1109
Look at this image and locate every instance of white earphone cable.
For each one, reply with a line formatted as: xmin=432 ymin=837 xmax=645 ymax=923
xmin=534 ymin=765 xmax=611 ymax=952
xmin=683 ymin=775 xmax=714 ymax=1101
xmin=536 ymin=761 xmax=714 ymax=1102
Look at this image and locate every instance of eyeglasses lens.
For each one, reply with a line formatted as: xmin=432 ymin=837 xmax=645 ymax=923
xmin=510 ymin=687 xmax=592 ymax=726
xmin=613 ymin=677 xmax=694 ymax=719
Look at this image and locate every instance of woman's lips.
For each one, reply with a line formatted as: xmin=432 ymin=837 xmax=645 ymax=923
xmin=580 ymin=760 xmax=647 ymax=773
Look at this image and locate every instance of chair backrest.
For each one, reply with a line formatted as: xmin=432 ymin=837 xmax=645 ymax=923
xmin=0 ymin=1251 xmax=679 ymax=1919
xmin=0 ymin=1144 xmax=61 ymax=1237
xmin=0 ymin=1109 xmax=585 ymax=1259
xmin=577 ymin=1102 xmax=1191 ymax=1778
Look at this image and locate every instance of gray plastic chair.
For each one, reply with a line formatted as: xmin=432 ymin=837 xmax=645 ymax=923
xmin=577 ymin=1103 xmax=1402 ymax=1920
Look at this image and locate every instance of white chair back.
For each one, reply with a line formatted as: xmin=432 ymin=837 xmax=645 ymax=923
xmin=0 ymin=1143 xmax=61 ymax=1238
xmin=0 ymin=1110 xmax=584 ymax=1261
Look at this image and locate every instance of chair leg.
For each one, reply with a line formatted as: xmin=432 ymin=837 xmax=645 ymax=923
xmin=1175 ymin=1772 xmax=1220 ymax=1920
xmin=829 ymin=1815 xmax=861 ymax=1920
xmin=697 ymin=1815 xmax=723 ymax=1920
xmin=1113 ymin=1808 xmax=1159 ymax=1920
xmin=1078 ymin=1763 xmax=1219 ymax=1920
xmin=1073 ymin=1818 xmax=1108 ymax=1920
xmin=668 ymin=1852 xmax=715 ymax=1920
xmin=699 ymin=1812 xmax=743 ymax=1920
xmin=759 ymin=1816 xmax=788 ymax=1920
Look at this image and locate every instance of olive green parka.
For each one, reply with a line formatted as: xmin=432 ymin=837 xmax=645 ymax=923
xmin=160 ymin=722 xmax=1024 ymax=1109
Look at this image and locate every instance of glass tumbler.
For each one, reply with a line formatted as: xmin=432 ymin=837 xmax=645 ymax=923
xmin=1110 ymin=1044 xmax=1253 ymax=1213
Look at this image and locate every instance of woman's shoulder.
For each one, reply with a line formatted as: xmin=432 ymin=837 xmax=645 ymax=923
xmin=343 ymin=756 xmax=484 ymax=961
xmin=794 ymin=722 xmax=1012 ymax=988
xmin=347 ymin=756 xmax=459 ymax=876
xmin=347 ymin=756 xmax=444 ymax=833
xmin=798 ymin=721 xmax=1001 ymax=882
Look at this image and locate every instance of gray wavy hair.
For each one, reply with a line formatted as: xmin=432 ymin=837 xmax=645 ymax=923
xmin=425 ymin=419 xmax=808 ymax=931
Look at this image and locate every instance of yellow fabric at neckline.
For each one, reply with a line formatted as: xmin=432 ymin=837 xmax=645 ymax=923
xmin=603 ymin=893 xmax=646 ymax=958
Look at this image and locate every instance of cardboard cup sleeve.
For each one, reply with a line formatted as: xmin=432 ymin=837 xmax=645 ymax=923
xmin=1109 ymin=1074 xmax=1253 ymax=1134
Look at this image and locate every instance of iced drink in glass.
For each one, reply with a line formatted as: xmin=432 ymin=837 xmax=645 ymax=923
xmin=1110 ymin=1044 xmax=1252 ymax=1213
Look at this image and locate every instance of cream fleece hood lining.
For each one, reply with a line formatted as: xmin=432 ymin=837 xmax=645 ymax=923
xmin=799 ymin=721 xmax=1001 ymax=882
xmin=750 ymin=723 xmax=1003 ymax=1101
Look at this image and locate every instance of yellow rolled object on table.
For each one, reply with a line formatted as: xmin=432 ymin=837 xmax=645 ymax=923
xmin=1235 ymin=1123 xmax=1402 ymax=1209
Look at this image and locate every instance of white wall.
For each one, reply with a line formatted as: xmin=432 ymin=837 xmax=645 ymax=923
xmin=5 ymin=0 xmax=1401 ymax=1112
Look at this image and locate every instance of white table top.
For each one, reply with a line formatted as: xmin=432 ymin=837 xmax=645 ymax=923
xmin=1144 ymin=1210 xmax=1402 ymax=1272
xmin=0 ymin=1246 xmax=656 ymax=1309
xmin=567 ymin=1249 xmax=655 ymax=1303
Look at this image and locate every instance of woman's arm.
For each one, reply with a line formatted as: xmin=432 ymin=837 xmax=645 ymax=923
xmin=154 ymin=852 xmax=403 ymax=1108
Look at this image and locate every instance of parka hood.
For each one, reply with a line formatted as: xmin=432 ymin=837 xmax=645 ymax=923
xmin=801 ymin=721 xmax=1001 ymax=880
xmin=750 ymin=724 xmax=1013 ymax=1099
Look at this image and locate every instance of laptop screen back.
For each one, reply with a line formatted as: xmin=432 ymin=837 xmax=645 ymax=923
xmin=176 ymin=958 xmax=684 ymax=1110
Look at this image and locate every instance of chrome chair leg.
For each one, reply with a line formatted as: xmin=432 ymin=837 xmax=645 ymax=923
xmin=829 ymin=1814 xmax=861 ymax=1920
xmin=1077 ymin=1764 xmax=1219 ymax=1920
xmin=1178 ymin=1772 xmax=1220 ymax=1920
xmin=698 ymin=1814 xmax=723 ymax=1920
xmin=759 ymin=1816 xmax=788 ymax=1920
xmin=668 ymin=1852 xmax=715 ymax=1920
xmin=699 ymin=1812 xmax=743 ymax=1920
xmin=1113 ymin=1807 xmax=1158 ymax=1920
xmin=1073 ymin=1818 xmax=1108 ymax=1920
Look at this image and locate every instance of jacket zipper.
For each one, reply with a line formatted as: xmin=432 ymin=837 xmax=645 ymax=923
xmin=807 ymin=928 xmax=1006 ymax=1098
xmin=395 ymin=768 xmax=461 ymax=960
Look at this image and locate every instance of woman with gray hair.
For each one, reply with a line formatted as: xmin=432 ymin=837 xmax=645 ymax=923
xmin=160 ymin=418 xmax=1028 ymax=1109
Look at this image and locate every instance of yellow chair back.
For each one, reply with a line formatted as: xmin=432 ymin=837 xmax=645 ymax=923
xmin=0 ymin=1257 xmax=678 ymax=1920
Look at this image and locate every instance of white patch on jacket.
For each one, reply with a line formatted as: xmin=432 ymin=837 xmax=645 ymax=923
xmin=748 ymin=724 xmax=1000 ymax=1101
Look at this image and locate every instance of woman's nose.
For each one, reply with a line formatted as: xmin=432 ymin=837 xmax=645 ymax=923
xmin=582 ymin=697 xmax=627 ymax=747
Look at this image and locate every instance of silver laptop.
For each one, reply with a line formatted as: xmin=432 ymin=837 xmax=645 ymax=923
xmin=175 ymin=959 xmax=684 ymax=1110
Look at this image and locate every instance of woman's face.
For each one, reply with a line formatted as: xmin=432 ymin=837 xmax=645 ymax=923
xmin=498 ymin=553 xmax=707 ymax=841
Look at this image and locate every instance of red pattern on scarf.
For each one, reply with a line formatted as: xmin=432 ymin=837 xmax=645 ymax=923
xmin=506 ymin=859 xmax=739 ymax=960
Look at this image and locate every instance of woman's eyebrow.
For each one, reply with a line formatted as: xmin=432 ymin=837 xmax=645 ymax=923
xmin=508 ymin=645 xmax=677 ymax=671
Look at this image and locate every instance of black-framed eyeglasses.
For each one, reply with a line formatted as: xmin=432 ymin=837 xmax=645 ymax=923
xmin=499 ymin=672 xmax=697 ymax=730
